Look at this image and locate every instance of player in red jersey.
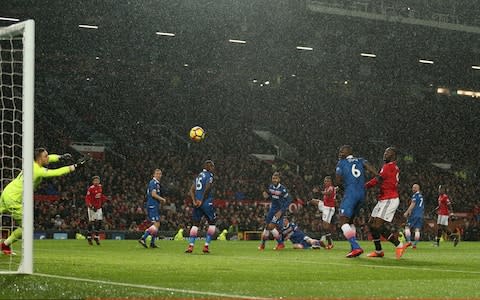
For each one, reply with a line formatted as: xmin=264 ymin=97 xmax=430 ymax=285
xmin=365 ymin=147 xmax=410 ymax=259
xmin=85 ymin=175 xmax=108 ymax=245
xmin=435 ymin=185 xmax=456 ymax=247
xmin=310 ymin=176 xmax=336 ymax=249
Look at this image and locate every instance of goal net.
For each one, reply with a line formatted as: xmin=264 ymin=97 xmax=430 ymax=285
xmin=0 ymin=20 xmax=34 ymax=274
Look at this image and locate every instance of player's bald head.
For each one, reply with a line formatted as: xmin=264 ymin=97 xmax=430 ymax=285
xmin=338 ymin=145 xmax=352 ymax=159
xmin=384 ymin=146 xmax=397 ymax=162
xmin=412 ymin=183 xmax=420 ymax=192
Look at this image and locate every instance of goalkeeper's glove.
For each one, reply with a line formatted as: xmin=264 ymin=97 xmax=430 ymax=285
xmin=59 ymin=153 xmax=72 ymax=161
xmin=74 ymin=157 xmax=88 ymax=169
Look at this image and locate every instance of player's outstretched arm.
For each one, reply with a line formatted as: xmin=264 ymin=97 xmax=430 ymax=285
xmin=46 ymin=153 xmax=72 ymax=164
xmin=364 ymin=161 xmax=382 ymax=189
xmin=47 ymin=154 xmax=61 ymax=163
xmin=37 ymin=166 xmax=73 ymax=178
xmin=364 ymin=161 xmax=379 ymax=176
xmin=40 ymin=156 xmax=88 ymax=178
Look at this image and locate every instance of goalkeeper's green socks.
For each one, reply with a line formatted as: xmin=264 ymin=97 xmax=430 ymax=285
xmin=5 ymin=227 xmax=22 ymax=246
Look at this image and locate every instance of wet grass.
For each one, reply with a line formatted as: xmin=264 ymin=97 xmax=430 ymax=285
xmin=0 ymin=239 xmax=479 ymax=299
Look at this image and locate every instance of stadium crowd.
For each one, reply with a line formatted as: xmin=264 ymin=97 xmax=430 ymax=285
xmin=31 ymin=93 xmax=480 ymax=242
xmin=28 ymin=13 xmax=480 ymax=241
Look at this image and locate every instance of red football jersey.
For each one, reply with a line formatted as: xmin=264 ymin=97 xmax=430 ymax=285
xmin=437 ymin=194 xmax=451 ymax=216
xmin=323 ymin=184 xmax=335 ymax=208
xmin=365 ymin=161 xmax=399 ymax=200
xmin=85 ymin=184 xmax=107 ymax=209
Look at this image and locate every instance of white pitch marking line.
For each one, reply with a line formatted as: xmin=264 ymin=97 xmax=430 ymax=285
xmin=33 ymin=273 xmax=272 ymax=300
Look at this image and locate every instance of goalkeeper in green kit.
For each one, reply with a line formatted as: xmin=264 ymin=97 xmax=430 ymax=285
xmin=0 ymin=147 xmax=88 ymax=255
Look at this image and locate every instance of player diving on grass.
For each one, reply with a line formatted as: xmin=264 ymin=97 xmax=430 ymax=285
xmin=281 ymin=215 xmax=325 ymax=249
xmin=185 ymin=160 xmax=216 ymax=254
xmin=138 ymin=169 xmax=166 ymax=249
xmin=0 ymin=147 xmax=87 ymax=255
xmin=335 ymin=145 xmax=377 ymax=258
xmin=258 ymin=172 xmax=292 ymax=251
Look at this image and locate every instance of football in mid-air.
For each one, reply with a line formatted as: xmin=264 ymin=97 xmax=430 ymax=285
xmin=189 ymin=126 xmax=205 ymax=142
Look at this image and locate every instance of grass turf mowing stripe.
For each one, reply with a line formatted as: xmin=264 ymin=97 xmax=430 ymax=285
xmin=236 ymin=255 xmax=480 ymax=275
xmin=33 ymin=272 xmax=273 ymax=300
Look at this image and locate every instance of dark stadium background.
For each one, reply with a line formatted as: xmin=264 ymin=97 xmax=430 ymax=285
xmin=1 ymin=0 xmax=479 ymax=241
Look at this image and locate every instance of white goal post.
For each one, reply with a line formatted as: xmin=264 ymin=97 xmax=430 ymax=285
xmin=0 ymin=19 xmax=34 ymax=274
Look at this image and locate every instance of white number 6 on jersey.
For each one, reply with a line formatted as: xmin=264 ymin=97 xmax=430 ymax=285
xmin=351 ymin=164 xmax=361 ymax=178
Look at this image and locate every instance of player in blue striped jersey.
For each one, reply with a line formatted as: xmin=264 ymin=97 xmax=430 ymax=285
xmin=185 ymin=160 xmax=216 ymax=254
xmin=403 ymin=184 xmax=424 ymax=249
xmin=335 ymin=145 xmax=377 ymax=258
xmin=258 ymin=172 xmax=292 ymax=250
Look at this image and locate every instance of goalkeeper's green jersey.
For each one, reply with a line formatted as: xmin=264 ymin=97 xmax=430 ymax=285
xmin=1 ymin=154 xmax=71 ymax=203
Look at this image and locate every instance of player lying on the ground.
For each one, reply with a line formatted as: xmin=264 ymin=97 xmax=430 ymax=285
xmin=281 ymin=216 xmax=325 ymax=249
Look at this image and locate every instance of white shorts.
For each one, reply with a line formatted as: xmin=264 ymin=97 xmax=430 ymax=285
xmin=88 ymin=207 xmax=103 ymax=222
xmin=371 ymin=198 xmax=399 ymax=222
xmin=318 ymin=201 xmax=335 ymax=224
xmin=437 ymin=215 xmax=449 ymax=226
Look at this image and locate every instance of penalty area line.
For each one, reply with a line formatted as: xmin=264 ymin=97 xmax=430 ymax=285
xmin=33 ymin=273 xmax=272 ymax=300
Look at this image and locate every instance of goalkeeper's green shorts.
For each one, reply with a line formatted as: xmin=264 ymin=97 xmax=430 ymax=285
xmin=0 ymin=193 xmax=23 ymax=222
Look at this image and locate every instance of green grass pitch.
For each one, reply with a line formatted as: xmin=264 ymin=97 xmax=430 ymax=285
xmin=0 ymin=240 xmax=479 ymax=299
